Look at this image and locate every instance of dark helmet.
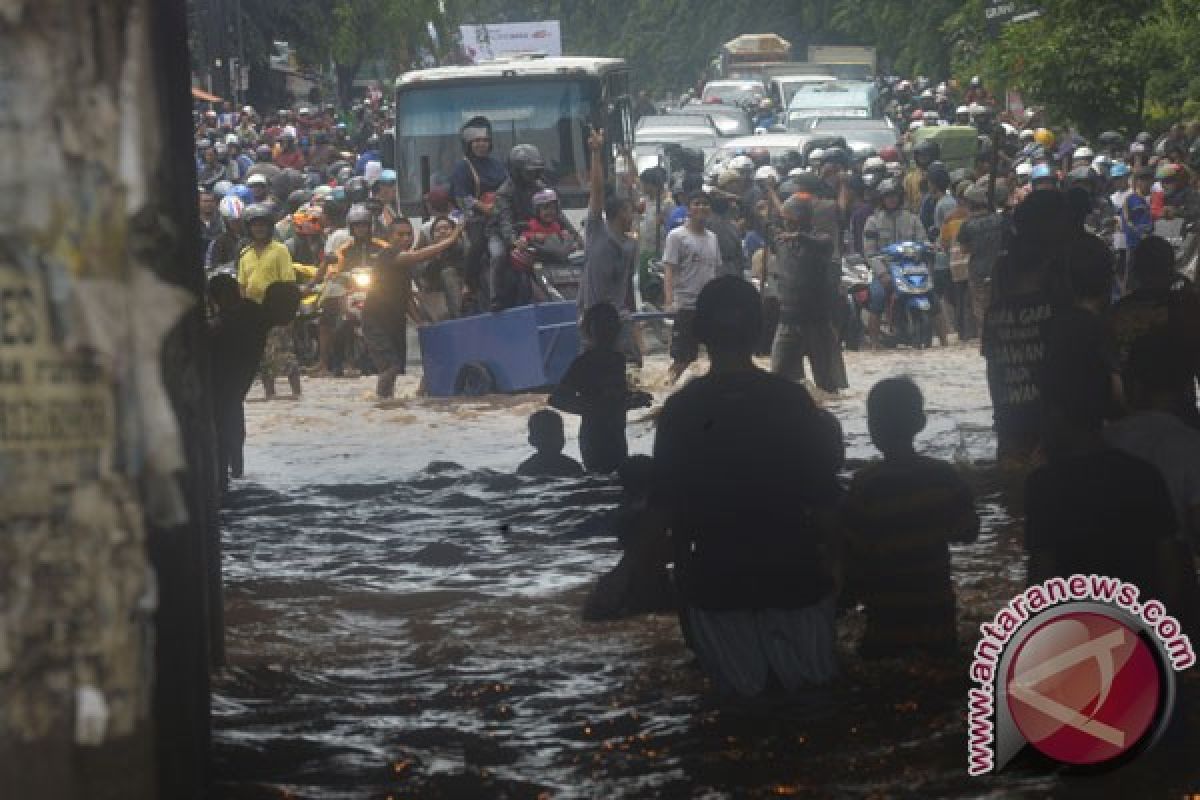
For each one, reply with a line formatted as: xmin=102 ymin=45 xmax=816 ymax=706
xmin=1135 ymin=131 xmax=1154 ymax=145
xmin=926 ymin=161 xmax=951 ymax=188
xmin=243 ymin=203 xmax=274 ymax=225
xmin=679 ymin=147 xmax=705 ymax=172
xmin=913 ymin=139 xmax=941 ymax=166
xmin=344 ymin=176 xmax=370 ymax=204
xmin=507 ymin=144 xmax=546 ymax=184
xmin=1189 ymin=140 xmax=1200 ymax=172
xmin=977 ymin=134 xmax=993 ymax=155
xmin=1098 ymin=130 xmax=1124 ymax=150
xmin=256 ymin=144 xmax=272 ymax=161
xmin=822 ymin=146 xmax=848 ymax=167
xmin=285 ymin=189 xmax=312 ymax=214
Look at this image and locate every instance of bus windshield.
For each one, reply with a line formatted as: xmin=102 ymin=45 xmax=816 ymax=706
xmin=394 ymin=78 xmax=600 ymax=206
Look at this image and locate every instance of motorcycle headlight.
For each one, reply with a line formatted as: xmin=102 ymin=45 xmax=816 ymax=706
xmin=353 ymin=271 xmax=372 ymax=289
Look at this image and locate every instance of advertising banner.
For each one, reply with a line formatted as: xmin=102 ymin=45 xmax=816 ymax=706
xmin=460 ymin=21 xmax=562 ymax=63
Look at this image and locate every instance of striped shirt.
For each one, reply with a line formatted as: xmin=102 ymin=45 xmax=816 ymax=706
xmin=841 ymin=455 xmax=978 ymax=658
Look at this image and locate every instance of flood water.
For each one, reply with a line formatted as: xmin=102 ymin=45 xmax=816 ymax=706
xmin=211 ymin=347 xmax=1200 ymax=799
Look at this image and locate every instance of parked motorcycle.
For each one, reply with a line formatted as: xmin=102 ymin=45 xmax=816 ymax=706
xmin=839 ymin=253 xmax=871 ymax=351
xmin=870 ymin=241 xmax=935 ymax=349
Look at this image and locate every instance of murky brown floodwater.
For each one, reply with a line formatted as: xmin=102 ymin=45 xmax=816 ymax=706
xmin=211 ymin=347 xmax=1200 ymax=799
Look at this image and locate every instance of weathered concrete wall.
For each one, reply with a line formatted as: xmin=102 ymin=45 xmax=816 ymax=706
xmin=0 ymin=1 xmax=215 ymax=796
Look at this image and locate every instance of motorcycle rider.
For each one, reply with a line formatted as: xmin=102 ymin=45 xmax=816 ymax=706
xmin=207 ymin=196 xmax=247 ymax=272
xmin=451 ymin=116 xmax=508 ymax=310
xmin=198 ymin=186 xmax=225 ymax=263
xmin=318 ymin=204 xmax=389 ymax=376
xmin=238 ymin=203 xmax=302 ymax=400
xmin=863 ymin=178 xmax=928 ymax=348
xmin=753 ymin=99 xmax=778 ymax=131
xmin=490 ymin=142 xmax=578 ymax=311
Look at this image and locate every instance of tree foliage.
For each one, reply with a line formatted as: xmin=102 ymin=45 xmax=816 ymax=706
xmin=219 ymin=0 xmax=1200 ymax=133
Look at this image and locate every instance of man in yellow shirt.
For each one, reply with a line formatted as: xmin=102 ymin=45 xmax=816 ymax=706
xmin=238 ymin=204 xmax=302 ymax=398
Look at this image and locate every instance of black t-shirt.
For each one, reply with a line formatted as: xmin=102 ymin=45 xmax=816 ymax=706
xmin=981 ymin=290 xmax=1056 ymax=438
xmin=1111 ymin=286 xmax=1200 ymax=374
xmin=364 ymin=247 xmax=412 ymax=316
xmin=517 ymin=451 xmax=584 ymax=478
xmin=651 ymin=367 xmax=843 ymax=610
xmin=1025 ymin=448 xmax=1175 ymax=593
xmin=210 ymin=299 xmax=271 ymax=400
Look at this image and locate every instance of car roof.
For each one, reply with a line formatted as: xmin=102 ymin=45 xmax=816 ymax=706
xmin=672 ymin=104 xmax=745 ymax=117
xmin=719 ymin=134 xmax=810 ymax=148
xmin=637 ymin=115 xmax=712 ymax=128
xmin=636 ymin=128 xmax=718 ymax=139
xmin=811 ymin=118 xmax=893 ymax=129
xmin=705 ymin=79 xmax=763 ymax=88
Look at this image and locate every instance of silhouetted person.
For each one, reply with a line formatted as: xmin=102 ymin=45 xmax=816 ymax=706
xmin=982 ymin=190 xmax=1064 ymax=464
xmin=1106 ymin=332 xmax=1200 ymax=636
xmin=1112 ymin=236 xmax=1200 ymax=425
xmin=549 ymin=303 xmax=652 ymax=474
xmin=517 ymin=409 xmax=584 ymax=478
xmin=209 ymin=276 xmax=301 ymax=487
xmin=651 ymin=275 xmax=844 ymax=696
xmin=1025 ymin=346 xmax=1177 ymax=601
xmin=841 ymin=377 xmax=978 ymax=658
xmin=582 ymin=455 xmax=674 ymax=621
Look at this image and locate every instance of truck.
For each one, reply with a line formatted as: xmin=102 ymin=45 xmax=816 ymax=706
xmin=719 ymin=34 xmax=792 ymax=79
xmin=805 ymin=45 xmax=878 ymax=81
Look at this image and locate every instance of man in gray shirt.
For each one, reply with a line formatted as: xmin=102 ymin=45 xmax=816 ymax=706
xmin=577 ymin=128 xmax=640 ymax=363
xmin=663 ymin=191 xmax=721 ymax=383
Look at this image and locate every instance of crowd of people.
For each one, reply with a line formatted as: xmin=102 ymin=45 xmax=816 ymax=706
xmin=198 ymin=76 xmax=1200 ymax=699
xmin=517 ymin=73 xmax=1200 ymax=697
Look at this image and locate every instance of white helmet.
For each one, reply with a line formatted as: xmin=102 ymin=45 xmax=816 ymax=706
xmin=956 ymin=105 xmax=971 ymax=115
xmin=863 ymin=156 xmax=886 ymax=172
xmin=729 ymin=155 xmax=754 ymax=171
xmin=886 ymin=161 xmax=905 ymax=177
xmin=1073 ymin=146 xmax=1095 ymax=161
xmin=754 ymin=126 xmax=769 ymax=135
xmin=1001 ymin=123 xmax=1017 ymax=137
xmin=787 ymin=167 xmax=807 ymax=178
xmin=808 ymin=148 xmax=826 ymax=162
xmin=909 ymin=120 xmax=925 ymax=130
xmin=225 ymin=133 xmax=240 ymax=146
xmin=1093 ymin=153 xmax=1112 ymax=168
xmin=1020 ymin=128 xmax=1035 ymax=141
xmin=924 ymin=111 xmax=939 ymax=122
xmin=921 ymin=88 xmax=934 ymax=99
xmin=1015 ymin=162 xmax=1033 ymax=178
xmin=754 ymin=165 xmax=779 ymax=182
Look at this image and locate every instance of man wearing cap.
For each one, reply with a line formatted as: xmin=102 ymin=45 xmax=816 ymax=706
xmin=246 ymin=173 xmax=271 ymax=205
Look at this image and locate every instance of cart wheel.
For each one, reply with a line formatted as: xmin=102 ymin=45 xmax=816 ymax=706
xmin=455 ymin=362 xmax=495 ymax=396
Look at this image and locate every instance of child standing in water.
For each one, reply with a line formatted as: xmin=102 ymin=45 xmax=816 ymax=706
xmin=841 ymin=377 xmax=979 ymax=658
xmin=550 ymin=303 xmax=652 ymax=473
xmin=517 ymin=410 xmax=584 ymax=478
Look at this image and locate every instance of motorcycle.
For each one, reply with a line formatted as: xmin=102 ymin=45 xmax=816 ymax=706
xmin=870 ymin=241 xmax=935 ymax=349
xmin=511 ymin=222 xmax=583 ymax=302
xmin=839 ymin=253 xmax=872 ymax=351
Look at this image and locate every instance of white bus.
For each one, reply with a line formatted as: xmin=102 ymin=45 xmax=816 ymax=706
xmin=393 ymin=56 xmax=634 ymax=220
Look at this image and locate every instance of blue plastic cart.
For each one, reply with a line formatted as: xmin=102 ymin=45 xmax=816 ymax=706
xmin=418 ymin=302 xmax=581 ymax=397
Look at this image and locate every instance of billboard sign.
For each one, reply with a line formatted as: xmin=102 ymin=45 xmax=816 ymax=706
xmin=459 ymin=21 xmax=563 ymax=63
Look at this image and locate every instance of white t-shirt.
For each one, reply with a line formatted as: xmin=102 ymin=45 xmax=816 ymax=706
xmin=1110 ymin=189 xmax=1132 ymax=249
xmin=1105 ymin=410 xmax=1200 ymax=538
xmin=663 ymin=225 xmax=720 ymax=311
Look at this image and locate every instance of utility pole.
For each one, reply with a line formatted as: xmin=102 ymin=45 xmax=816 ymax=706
xmin=0 ymin=2 xmax=217 ymax=799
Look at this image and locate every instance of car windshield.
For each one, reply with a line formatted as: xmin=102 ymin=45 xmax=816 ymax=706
xmin=394 ymin=79 xmax=599 ymax=205
xmin=702 ymin=82 xmax=763 ymax=106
